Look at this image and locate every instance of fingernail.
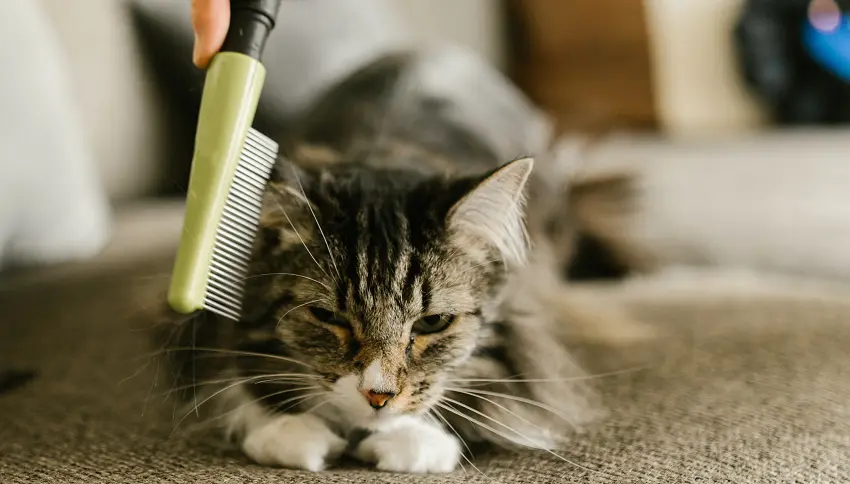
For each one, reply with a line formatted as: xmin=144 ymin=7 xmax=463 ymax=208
xmin=192 ymin=32 xmax=203 ymax=68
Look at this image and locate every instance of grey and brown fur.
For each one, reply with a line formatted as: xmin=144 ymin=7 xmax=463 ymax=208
xmin=159 ymin=53 xmax=640 ymax=466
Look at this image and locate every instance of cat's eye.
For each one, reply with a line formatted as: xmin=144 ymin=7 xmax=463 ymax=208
xmin=308 ymin=306 xmax=350 ymax=327
xmin=413 ymin=314 xmax=456 ymax=335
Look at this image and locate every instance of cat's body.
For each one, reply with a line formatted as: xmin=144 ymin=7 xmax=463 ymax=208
xmin=161 ymin=53 xmax=634 ymax=473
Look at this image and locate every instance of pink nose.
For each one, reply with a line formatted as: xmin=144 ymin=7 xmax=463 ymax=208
xmin=361 ymin=389 xmax=395 ymax=409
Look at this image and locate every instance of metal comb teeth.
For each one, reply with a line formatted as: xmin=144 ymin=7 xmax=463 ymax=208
xmin=203 ymin=128 xmax=278 ymax=321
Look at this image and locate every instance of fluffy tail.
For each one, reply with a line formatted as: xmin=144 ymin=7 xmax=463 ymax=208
xmin=526 ymin=137 xmax=651 ymax=283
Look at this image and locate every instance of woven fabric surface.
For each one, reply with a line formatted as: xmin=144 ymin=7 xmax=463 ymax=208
xmin=1 ymin=259 xmax=848 ymax=483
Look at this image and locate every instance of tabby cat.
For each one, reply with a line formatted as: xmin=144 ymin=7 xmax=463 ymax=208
xmin=161 ymin=53 xmax=635 ymax=473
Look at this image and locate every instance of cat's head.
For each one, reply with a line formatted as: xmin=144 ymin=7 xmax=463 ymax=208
xmin=240 ymin=157 xmax=533 ymax=426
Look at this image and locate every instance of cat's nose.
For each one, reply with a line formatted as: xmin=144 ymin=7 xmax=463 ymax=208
xmin=361 ymin=389 xmax=396 ymax=409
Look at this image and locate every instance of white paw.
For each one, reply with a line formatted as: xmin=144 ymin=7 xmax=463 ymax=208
xmin=355 ymin=417 xmax=461 ymax=474
xmin=242 ymin=413 xmax=346 ymax=472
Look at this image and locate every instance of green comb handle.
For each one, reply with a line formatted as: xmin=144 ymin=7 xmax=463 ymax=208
xmin=167 ymin=53 xmax=266 ymax=314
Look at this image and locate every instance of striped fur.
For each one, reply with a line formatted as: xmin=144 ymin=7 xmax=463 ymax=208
xmin=160 ymin=53 xmax=637 ymax=471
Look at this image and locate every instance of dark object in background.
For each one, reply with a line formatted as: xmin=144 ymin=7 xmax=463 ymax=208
xmin=566 ymin=234 xmax=631 ymax=281
xmin=128 ymin=3 xmax=203 ymax=196
xmin=734 ymin=0 xmax=850 ymax=124
xmin=0 ymin=370 xmax=36 ymax=396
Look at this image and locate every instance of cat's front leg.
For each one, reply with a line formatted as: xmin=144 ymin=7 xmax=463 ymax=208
xmin=354 ymin=415 xmax=461 ymax=473
xmin=241 ymin=413 xmax=346 ymax=472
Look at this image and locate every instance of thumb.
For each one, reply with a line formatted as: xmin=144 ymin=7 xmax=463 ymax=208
xmin=192 ymin=0 xmax=230 ymax=68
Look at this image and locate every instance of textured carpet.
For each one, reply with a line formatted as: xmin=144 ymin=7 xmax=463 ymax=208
xmin=1 ymin=258 xmax=848 ymax=483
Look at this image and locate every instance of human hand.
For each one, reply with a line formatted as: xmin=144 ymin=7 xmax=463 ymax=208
xmin=191 ymin=0 xmax=230 ymax=68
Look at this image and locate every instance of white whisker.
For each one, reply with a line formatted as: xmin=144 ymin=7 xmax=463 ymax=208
xmin=436 ymin=401 xmax=611 ymax=478
xmin=430 ymin=409 xmax=490 ymax=480
xmin=437 ymin=401 xmax=535 ymax=448
xmin=253 ymin=376 xmax=323 ymax=385
xmin=274 ymin=392 xmax=327 ymax=414
xmin=276 ymin=299 xmax=323 ymax=329
xmin=424 ymin=412 xmax=468 ymax=476
xmin=127 ymin=310 xmax=198 ymax=333
xmin=191 ymin=319 xmax=199 ymax=416
xmin=448 ymin=365 xmax=647 ymax=385
xmin=442 ymin=394 xmax=554 ymax=447
xmin=147 ymin=347 xmax=314 ymax=370
xmin=290 ymin=163 xmax=340 ymax=280
xmin=270 ymin=185 xmax=330 ymax=279
xmin=242 ymin=272 xmax=330 ymax=291
xmin=156 ymin=315 xmax=197 ymax=412
xmin=143 ymin=354 xmax=162 ymax=417
xmin=158 ymin=373 xmax=322 ymax=396
xmin=173 ymin=377 xmax=276 ymax=431
xmin=446 ymin=387 xmax=574 ymax=425
xmin=301 ymin=397 xmax=333 ymax=416
xmin=179 ymin=386 xmax=325 ymax=433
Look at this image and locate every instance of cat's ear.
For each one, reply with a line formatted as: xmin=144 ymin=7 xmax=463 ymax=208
xmin=447 ymin=157 xmax=534 ymax=265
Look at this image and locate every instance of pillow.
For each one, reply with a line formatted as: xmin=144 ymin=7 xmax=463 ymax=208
xmin=0 ymin=0 xmax=110 ymax=269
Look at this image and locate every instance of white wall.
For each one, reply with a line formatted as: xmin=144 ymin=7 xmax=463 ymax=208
xmin=392 ymin=0 xmax=507 ymax=70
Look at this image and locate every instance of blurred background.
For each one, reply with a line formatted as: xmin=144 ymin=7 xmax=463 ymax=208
xmin=3 ymin=0 xmax=850 ymax=282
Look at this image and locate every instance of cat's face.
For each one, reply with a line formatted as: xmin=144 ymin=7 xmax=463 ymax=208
xmin=240 ymin=158 xmax=532 ymax=426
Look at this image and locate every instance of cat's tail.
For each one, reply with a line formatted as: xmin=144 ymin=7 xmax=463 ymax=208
xmin=526 ymin=134 xmax=653 ymax=283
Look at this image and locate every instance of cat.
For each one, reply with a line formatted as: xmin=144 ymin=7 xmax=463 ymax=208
xmin=159 ymin=53 xmax=639 ymax=474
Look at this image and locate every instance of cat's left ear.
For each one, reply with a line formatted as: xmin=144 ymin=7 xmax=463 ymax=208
xmin=447 ymin=157 xmax=534 ymax=266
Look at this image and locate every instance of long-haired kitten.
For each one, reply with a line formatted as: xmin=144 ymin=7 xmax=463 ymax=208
xmin=158 ymin=53 xmax=638 ymax=473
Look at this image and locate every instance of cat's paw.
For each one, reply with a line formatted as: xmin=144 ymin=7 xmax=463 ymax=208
xmin=355 ymin=417 xmax=461 ymax=473
xmin=242 ymin=413 xmax=346 ymax=472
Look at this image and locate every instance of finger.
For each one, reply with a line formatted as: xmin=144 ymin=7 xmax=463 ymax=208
xmin=191 ymin=0 xmax=230 ymax=68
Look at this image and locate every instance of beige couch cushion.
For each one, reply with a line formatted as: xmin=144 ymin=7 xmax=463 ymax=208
xmin=578 ymin=128 xmax=850 ymax=280
xmin=0 ymin=204 xmax=847 ymax=482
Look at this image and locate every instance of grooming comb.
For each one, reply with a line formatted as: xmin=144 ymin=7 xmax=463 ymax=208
xmin=168 ymin=0 xmax=282 ymax=321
